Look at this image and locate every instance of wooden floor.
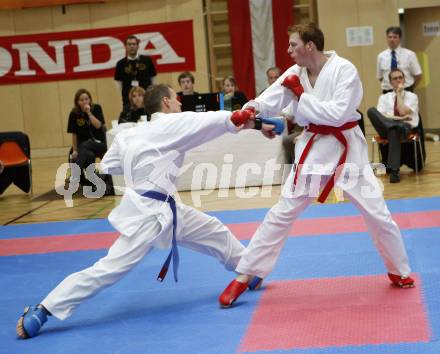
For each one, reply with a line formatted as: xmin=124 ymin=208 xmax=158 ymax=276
xmin=1 ymin=140 xmax=439 ymax=225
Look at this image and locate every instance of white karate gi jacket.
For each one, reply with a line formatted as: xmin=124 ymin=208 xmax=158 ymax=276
xmin=100 ymin=111 xmax=238 ymax=248
xmin=247 ymin=51 xmax=370 ymax=176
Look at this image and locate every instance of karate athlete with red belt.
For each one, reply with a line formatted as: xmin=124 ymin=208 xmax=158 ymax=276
xmin=219 ymin=23 xmax=415 ymax=308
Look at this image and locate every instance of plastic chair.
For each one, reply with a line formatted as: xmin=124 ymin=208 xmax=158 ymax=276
xmin=0 ymin=140 xmax=32 ymax=194
xmin=371 ymin=132 xmax=424 ymax=173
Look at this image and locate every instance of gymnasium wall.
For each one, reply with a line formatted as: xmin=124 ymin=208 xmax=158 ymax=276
xmin=1 ymin=0 xmax=439 ymax=157
xmin=317 ymin=0 xmax=440 ymax=132
xmin=0 ymin=0 xmax=209 ymax=157
xmin=404 ymin=6 xmax=440 ymax=131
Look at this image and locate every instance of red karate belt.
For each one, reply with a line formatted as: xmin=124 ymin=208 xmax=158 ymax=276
xmin=293 ymin=120 xmax=358 ymax=203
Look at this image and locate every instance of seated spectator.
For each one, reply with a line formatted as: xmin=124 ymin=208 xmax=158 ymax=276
xmin=177 ymin=71 xmax=199 ymax=99
xmin=280 ymin=102 xmax=303 ymax=164
xmin=68 ymin=89 xmax=107 ymax=186
xmin=118 ymin=86 xmax=146 ymax=124
xmin=260 ymin=67 xmax=281 ymax=95
xmin=266 ymin=66 xmax=280 ymax=85
xmin=357 ymin=109 xmax=366 ymax=136
xmin=222 ymin=76 xmax=248 ymax=111
xmin=367 ymin=68 xmax=419 ymax=183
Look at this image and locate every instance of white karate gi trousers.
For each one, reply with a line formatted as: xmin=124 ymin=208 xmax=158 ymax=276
xmin=236 ymin=166 xmax=411 ymax=279
xmin=42 ymin=204 xmax=244 ymax=320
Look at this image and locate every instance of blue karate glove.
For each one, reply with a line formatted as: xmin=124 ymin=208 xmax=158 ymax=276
xmin=255 ymin=117 xmax=285 ymax=135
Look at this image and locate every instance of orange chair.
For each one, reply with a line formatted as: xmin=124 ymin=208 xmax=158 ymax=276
xmin=0 ymin=140 xmax=32 ymax=194
xmin=371 ymin=132 xmax=424 ymax=173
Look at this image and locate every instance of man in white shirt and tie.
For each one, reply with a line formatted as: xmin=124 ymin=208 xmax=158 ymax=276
xmin=368 ymin=68 xmax=419 ymax=183
xmin=377 ymin=26 xmax=422 ymax=94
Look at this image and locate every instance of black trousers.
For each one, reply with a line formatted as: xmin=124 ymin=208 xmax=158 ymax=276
xmin=367 ymin=107 xmax=413 ymax=170
xmin=75 ymin=139 xmax=107 ymax=171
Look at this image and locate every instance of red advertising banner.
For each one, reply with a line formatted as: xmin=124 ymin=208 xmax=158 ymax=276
xmin=0 ymin=21 xmax=195 ymax=85
xmin=0 ymin=0 xmax=107 ymax=10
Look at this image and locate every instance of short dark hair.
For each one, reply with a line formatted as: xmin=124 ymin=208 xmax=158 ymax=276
xmin=266 ymin=67 xmax=280 ymax=76
xmin=386 ymin=26 xmax=402 ymax=37
xmin=178 ymin=71 xmax=195 ymax=84
xmin=144 ymin=84 xmax=172 ymax=116
xmin=288 ymin=22 xmax=324 ymax=51
xmin=388 ymin=68 xmax=405 ymax=81
xmin=125 ymin=35 xmax=140 ymax=45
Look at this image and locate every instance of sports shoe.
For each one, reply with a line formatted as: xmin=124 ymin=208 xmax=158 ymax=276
xmin=389 ymin=170 xmax=400 ymax=183
xmin=248 ymin=276 xmax=263 ymax=291
xmin=16 ymin=305 xmax=48 ymax=339
xmin=387 ymin=273 xmax=415 ymax=288
xmin=219 ymin=280 xmax=248 ymax=308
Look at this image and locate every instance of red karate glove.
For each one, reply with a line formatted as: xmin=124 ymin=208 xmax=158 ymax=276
xmin=282 ymin=74 xmax=304 ymax=99
xmin=230 ymin=108 xmax=256 ymax=127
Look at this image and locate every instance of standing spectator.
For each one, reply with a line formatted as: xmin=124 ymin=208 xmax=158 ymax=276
xmin=222 ymin=76 xmax=248 ymax=111
xmin=118 ymin=87 xmax=146 ymax=124
xmin=68 ymin=89 xmax=107 ymax=185
xmin=114 ymin=35 xmax=157 ymax=108
xmin=176 ymin=72 xmax=199 ymax=98
xmin=367 ymin=68 xmax=420 ymax=183
xmin=377 ymin=26 xmax=422 ymax=93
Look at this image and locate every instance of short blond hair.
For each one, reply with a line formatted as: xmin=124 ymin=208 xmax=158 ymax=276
xmin=128 ymin=86 xmax=146 ymax=106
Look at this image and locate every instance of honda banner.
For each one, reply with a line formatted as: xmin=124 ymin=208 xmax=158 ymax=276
xmin=0 ymin=20 xmax=195 ymax=85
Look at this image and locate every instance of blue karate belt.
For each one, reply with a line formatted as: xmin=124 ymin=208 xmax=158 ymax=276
xmin=142 ymin=191 xmax=179 ymax=282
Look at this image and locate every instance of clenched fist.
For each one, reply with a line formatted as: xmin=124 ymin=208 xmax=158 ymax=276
xmin=231 ymin=108 xmax=256 ymax=127
xmin=282 ymin=74 xmax=304 ymax=99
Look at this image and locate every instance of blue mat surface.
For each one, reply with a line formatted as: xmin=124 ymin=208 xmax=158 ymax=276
xmin=1 ymin=196 xmax=439 ymax=354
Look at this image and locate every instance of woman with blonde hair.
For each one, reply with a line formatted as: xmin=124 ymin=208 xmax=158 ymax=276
xmin=118 ymin=86 xmax=147 ymax=123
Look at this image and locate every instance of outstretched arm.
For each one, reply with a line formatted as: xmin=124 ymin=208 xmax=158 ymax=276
xmin=167 ymin=111 xmax=242 ymax=153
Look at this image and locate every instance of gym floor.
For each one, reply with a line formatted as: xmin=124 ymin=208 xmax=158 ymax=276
xmin=1 ymin=140 xmax=439 ymax=354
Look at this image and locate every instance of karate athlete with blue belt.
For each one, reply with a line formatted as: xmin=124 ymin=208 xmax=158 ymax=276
xmin=16 ymin=84 xmax=284 ymax=339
